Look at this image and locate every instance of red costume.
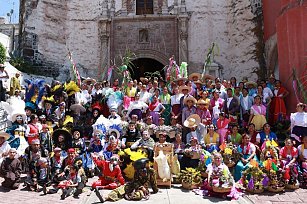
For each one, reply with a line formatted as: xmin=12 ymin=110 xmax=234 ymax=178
xmin=91 ymin=158 xmax=125 ymax=189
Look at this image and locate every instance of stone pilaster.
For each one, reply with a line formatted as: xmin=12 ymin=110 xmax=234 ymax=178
xmin=162 ymin=0 xmax=168 ymax=14
xmin=121 ymin=0 xmax=127 ymax=15
xmin=178 ymin=16 xmax=189 ymax=63
xmin=110 ymin=0 xmax=115 ymax=17
xmin=180 ymin=0 xmax=186 ymax=14
xmin=99 ymin=20 xmax=111 ymax=77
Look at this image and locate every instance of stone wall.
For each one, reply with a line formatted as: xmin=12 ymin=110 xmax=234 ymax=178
xmin=20 ymin=0 xmax=262 ymax=81
xmin=186 ymin=0 xmax=260 ymax=81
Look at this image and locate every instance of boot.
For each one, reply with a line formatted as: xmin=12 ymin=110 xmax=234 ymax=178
xmin=94 ymin=187 xmax=105 ymax=203
xmin=61 ymin=189 xmax=67 ymax=200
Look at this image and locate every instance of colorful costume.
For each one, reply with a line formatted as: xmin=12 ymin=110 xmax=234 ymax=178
xmin=250 ymin=104 xmax=267 ymax=131
xmin=91 ymin=158 xmax=125 ymax=189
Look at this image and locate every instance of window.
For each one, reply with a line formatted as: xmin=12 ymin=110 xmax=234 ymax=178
xmin=136 ymin=0 xmax=154 ymax=15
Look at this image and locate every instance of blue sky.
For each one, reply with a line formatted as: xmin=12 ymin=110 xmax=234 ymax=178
xmin=0 ymin=0 xmax=19 ymax=23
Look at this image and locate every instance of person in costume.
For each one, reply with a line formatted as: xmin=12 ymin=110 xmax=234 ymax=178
xmin=26 ymin=114 xmax=41 ymax=145
xmin=127 ymin=93 xmax=148 ymax=121
xmin=142 ymin=116 xmax=157 ymax=141
xmin=196 ymin=98 xmax=211 ymax=125
xmin=9 ymin=72 xmax=21 ymax=96
xmin=123 ymin=80 xmax=137 ymax=110
xmin=247 ymin=123 xmax=258 ymax=144
xmin=195 ymin=152 xmax=238 ymax=199
xmin=170 ymin=86 xmax=183 ymax=122
xmin=6 ymin=103 xmax=29 ymax=157
xmin=121 ymin=121 xmax=141 ymax=148
xmin=0 ymin=64 xmax=9 ymax=101
xmin=209 ymin=89 xmax=224 ymax=126
xmin=279 ymin=138 xmax=299 ymax=183
xmin=239 ymin=88 xmax=253 ymax=128
xmin=50 ymin=147 xmax=64 ymax=182
xmin=204 ymin=124 xmax=220 ymax=153
xmin=255 ymin=84 xmax=272 ymax=107
xmin=255 ymin=123 xmax=278 ymax=147
xmin=91 ymin=155 xmax=125 ymax=190
xmin=89 ymin=130 xmax=105 ymax=153
xmin=39 ymin=124 xmax=53 ymax=154
xmin=290 ymin=103 xmax=307 ymax=145
xmin=269 ymin=80 xmax=289 ymax=124
xmin=298 ymin=135 xmax=307 ymax=187
xmin=54 ymin=102 xmax=67 ymax=126
xmin=52 ymin=129 xmax=72 ymax=156
xmin=181 ymin=137 xmax=203 ymax=169
xmin=0 ymin=132 xmax=11 ymax=165
xmin=94 ymin=158 xmax=158 ymax=202
xmin=227 ymin=125 xmax=242 ymax=146
xmin=131 ymin=130 xmax=155 ymax=160
xmin=168 ymin=116 xmax=182 ymax=142
xmin=248 ymin=95 xmax=267 ymax=131
xmin=223 ymin=88 xmax=240 ymax=125
xmin=34 ymin=157 xmax=52 ymax=194
xmin=234 ymin=134 xmax=258 ymax=181
xmin=216 ymin=112 xmax=230 ymax=144
xmin=184 ymin=114 xmax=204 ymax=145
xmin=148 ymin=95 xmax=165 ymax=126
xmin=71 ymin=127 xmax=86 ymax=155
xmin=159 ymin=87 xmax=171 ymax=125
xmin=0 ymin=148 xmax=21 ymax=189
xmin=139 ymin=84 xmax=152 ymax=104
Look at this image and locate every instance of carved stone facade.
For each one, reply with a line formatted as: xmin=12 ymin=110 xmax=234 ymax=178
xmin=19 ymin=0 xmax=261 ymax=80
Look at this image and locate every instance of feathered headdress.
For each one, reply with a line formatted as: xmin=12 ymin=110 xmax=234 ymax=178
xmin=64 ymin=81 xmax=80 ymax=96
xmin=24 ymin=78 xmax=46 ymax=105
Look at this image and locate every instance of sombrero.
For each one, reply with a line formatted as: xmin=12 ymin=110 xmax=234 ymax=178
xmin=71 ymin=126 xmax=84 ymax=138
xmin=194 ymin=80 xmax=204 ymax=85
xmin=140 ymin=77 xmax=149 ymax=83
xmin=108 ymin=128 xmax=121 ymax=139
xmin=70 ymin=104 xmax=86 ymax=114
xmin=183 ymin=114 xmax=201 ymax=128
xmin=92 ymin=102 xmax=103 ymax=113
xmin=83 ymin=77 xmax=96 ymax=85
xmin=174 ymin=75 xmax=188 ymax=82
xmin=0 ymin=132 xmax=10 ymax=140
xmin=179 ymin=85 xmax=191 ymax=93
xmin=245 ymin=81 xmax=257 ymax=87
xmin=202 ymin=74 xmax=215 ymax=81
xmin=25 ymin=102 xmax=37 ymax=112
xmin=189 ymin=73 xmax=201 ymax=81
xmin=52 ymin=128 xmax=72 ymax=144
xmin=183 ymin=95 xmax=197 ymax=105
xmin=197 ymin=99 xmax=208 ymax=105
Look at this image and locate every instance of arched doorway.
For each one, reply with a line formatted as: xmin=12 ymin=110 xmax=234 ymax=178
xmin=130 ymin=58 xmax=165 ymax=80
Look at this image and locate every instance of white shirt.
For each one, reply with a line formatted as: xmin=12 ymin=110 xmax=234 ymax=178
xmin=0 ymin=141 xmax=11 ymax=165
xmin=127 ymin=100 xmax=148 ymax=115
xmin=298 ymin=145 xmax=307 ymax=159
xmin=263 ymin=87 xmax=273 ymax=98
xmin=139 ymin=91 xmax=152 ymax=104
xmin=291 ymin=112 xmax=307 ymax=128
xmin=242 ymin=96 xmax=249 ymax=111
xmin=171 ymin=94 xmax=183 ymax=105
xmin=227 ymin=97 xmax=233 ymax=108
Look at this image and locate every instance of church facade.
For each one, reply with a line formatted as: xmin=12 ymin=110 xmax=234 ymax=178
xmin=19 ymin=0 xmax=262 ymax=81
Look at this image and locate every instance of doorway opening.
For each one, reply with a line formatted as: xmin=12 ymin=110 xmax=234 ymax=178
xmin=130 ymin=58 xmax=165 ymax=80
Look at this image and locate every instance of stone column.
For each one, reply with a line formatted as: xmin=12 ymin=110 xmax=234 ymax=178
xmin=102 ymin=0 xmax=108 ymax=17
xmin=99 ymin=20 xmax=110 ymax=78
xmin=162 ymin=0 xmax=168 ymax=14
xmin=110 ymin=0 xmax=115 ymax=17
xmin=121 ymin=0 xmax=127 ymax=15
xmin=180 ymin=0 xmax=186 ymax=14
xmin=178 ymin=16 xmax=189 ymax=63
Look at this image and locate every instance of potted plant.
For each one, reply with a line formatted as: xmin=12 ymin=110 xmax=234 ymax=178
xmin=179 ymin=168 xmax=202 ymax=190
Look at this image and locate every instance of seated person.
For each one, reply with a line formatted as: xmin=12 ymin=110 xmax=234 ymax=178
xmin=0 ymin=148 xmax=21 ymax=189
xmin=298 ymin=135 xmax=307 ymax=187
xmin=203 ymin=124 xmax=220 ymax=153
xmin=227 ymin=125 xmax=242 ymax=146
xmin=131 ymin=130 xmax=155 ymax=154
xmin=181 ymin=137 xmax=202 ymax=170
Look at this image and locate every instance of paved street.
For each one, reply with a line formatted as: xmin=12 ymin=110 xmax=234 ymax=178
xmin=1 ymin=175 xmax=307 ymax=204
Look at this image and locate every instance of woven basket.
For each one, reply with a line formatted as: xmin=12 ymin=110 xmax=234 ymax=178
xmin=212 ymin=186 xmax=232 ymax=193
xmin=285 ymin=183 xmax=299 ymax=190
xmin=182 ymin=182 xmax=199 ymax=190
xmin=267 ymin=186 xmax=285 ymax=193
xmin=246 ymin=188 xmax=264 ymax=194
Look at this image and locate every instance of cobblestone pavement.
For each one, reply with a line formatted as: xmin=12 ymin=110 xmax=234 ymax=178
xmin=1 ymin=175 xmax=306 ymax=204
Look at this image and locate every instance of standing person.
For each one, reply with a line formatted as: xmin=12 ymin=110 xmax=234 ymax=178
xmin=239 ymin=88 xmax=253 ymax=128
xmin=290 ymin=103 xmax=307 ymax=145
xmin=0 ymin=64 xmax=9 ymax=101
xmin=223 ymin=88 xmax=240 ymax=125
xmin=148 ymin=95 xmax=165 ymax=126
xmin=248 ymin=95 xmax=267 ymax=131
xmin=9 ymin=72 xmax=21 ymax=96
xmin=170 ymin=86 xmax=183 ymax=122
xmin=209 ymin=90 xmax=224 ymax=126
xmin=270 ymin=80 xmax=289 ymax=124
xmin=159 ymin=87 xmax=171 ymax=125
xmin=127 ymin=94 xmax=148 ymax=121
xmin=0 ymin=148 xmax=21 ymax=189
xmin=26 ymin=114 xmax=41 ymax=145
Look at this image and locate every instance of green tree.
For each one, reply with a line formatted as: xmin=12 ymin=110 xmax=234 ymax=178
xmin=0 ymin=43 xmax=6 ymax=64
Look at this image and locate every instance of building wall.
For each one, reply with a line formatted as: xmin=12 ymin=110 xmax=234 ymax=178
xmin=20 ymin=0 xmax=261 ymax=81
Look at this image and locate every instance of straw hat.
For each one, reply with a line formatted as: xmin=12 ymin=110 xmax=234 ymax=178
xmin=197 ymin=99 xmax=208 ymax=105
xmin=189 ymin=73 xmax=201 ymax=81
xmin=183 ymin=114 xmax=201 ymax=128
xmin=0 ymin=132 xmax=10 ymax=140
xmin=202 ymin=74 xmax=215 ymax=81
xmin=83 ymin=77 xmax=97 ymax=85
xmin=109 ymin=128 xmax=121 ymax=139
xmin=140 ymin=77 xmax=149 ymax=83
xmin=245 ymin=81 xmax=257 ymax=87
xmin=194 ymin=80 xmax=204 ymax=85
xmin=183 ymin=95 xmax=197 ymax=105
xmin=179 ymin=85 xmax=191 ymax=93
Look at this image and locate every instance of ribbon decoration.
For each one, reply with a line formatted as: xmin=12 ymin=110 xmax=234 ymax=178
xmin=107 ymin=66 xmax=114 ymax=82
xmin=68 ymin=51 xmax=81 ymax=87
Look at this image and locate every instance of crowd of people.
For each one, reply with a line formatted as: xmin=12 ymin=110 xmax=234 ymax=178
xmin=0 ymin=62 xmax=306 ymax=202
